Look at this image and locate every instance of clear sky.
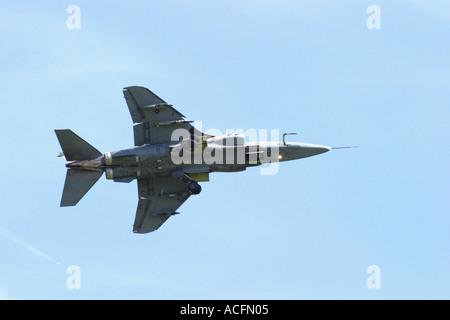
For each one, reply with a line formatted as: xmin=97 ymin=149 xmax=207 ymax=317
xmin=0 ymin=0 xmax=448 ymax=299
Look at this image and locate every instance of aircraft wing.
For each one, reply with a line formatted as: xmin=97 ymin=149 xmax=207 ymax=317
xmin=133 ymin=176 xmax=192 ymax=233
xmin=123 ymin=86 xmax=195 ymax=145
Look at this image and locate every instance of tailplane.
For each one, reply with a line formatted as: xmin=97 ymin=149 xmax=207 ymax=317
xmin=55 ymin=129 xmax=103 ymax=207
xmin=60 ymin=169 xmax=103 ymax=207
xmin=54 ymin=129 xmax=102 ymax=161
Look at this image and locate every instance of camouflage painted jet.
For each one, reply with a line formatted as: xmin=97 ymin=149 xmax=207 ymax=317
xmin=55 ymin=86 xmax=331 ymax=233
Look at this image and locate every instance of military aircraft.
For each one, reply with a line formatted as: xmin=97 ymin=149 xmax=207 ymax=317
xmin=55 ymin=86 xmax=333 ymax=233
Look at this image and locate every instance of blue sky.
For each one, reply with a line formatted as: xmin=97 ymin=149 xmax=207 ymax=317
xmin=0 ymin=0 xmax=448 ymax=299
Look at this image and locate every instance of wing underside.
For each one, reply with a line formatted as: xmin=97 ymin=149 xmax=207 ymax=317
xmin=123 ymin=86 xmax=209 ymax=233
xmin=133 ymin=176 xmax=192 ymax=233
xmin=123 ymin=86 xmax=195 ymax=145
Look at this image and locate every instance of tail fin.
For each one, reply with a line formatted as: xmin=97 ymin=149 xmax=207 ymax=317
xmin=55 ymin=129 xmax=103 ymax=207
xmin=54 ymin=129 xmax=102 ymax=161
xmin=60 ymin=169 xmax=103 ymax=207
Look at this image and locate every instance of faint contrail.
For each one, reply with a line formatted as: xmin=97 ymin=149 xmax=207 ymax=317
xmin=0 ymin=227 xmax=53 ymax=262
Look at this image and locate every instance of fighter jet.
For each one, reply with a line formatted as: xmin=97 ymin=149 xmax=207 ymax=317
xmin=55 ymin=86 xmax=332 ymax=233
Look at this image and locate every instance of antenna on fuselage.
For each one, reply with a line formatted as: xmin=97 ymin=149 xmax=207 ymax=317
xmin=283 ymin=132 xmax=298 ymax=145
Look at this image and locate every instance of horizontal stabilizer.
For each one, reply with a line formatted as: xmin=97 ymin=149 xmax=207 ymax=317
xmin=60 ymin=169 xmax=103 ymax=207
xmin=55 ymin=129 xmax=102 ymax=161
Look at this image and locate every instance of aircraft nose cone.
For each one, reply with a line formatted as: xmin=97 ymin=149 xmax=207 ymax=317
xmin=283 ymin=143 xmax=331 ymax=160
xmin=298 ymin=144 xmax=331 ymax=158
xmin=316 ymin=145 xmax=331 ymax=154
